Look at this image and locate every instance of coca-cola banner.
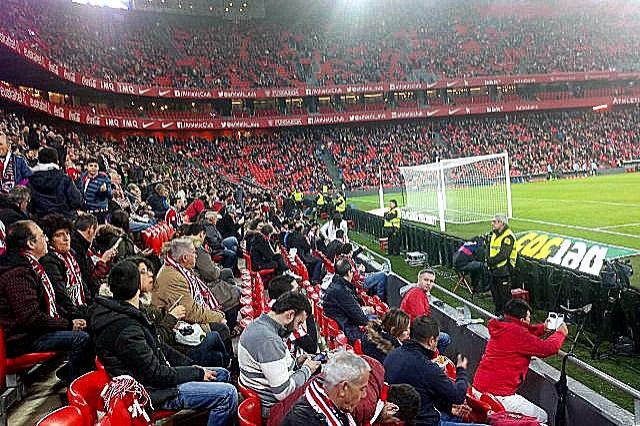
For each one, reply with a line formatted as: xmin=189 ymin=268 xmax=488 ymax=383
xmin=2 ymin=81 xmax=639 ymax=131
xmin=2 ymin=31 xmax=640 ymax=100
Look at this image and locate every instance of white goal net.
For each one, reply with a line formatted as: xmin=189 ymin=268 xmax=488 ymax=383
xmin=399 ymin=152 xmax=512 ymax=231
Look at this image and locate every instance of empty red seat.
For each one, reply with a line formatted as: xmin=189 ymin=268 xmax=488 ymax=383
xmin=67 ymin=369 xmax=109 ymax=426
xmin=0 ymin=326 xmax=57 ymax=388
xmin=238 ymin=398 xmax=263 ymax=426
xmin=36 ymin=406 xmax=85 ymax=426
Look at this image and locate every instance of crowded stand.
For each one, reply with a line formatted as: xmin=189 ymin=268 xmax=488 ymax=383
xmin=326 ymin=107 xmax=640 ymax=189
xmin=0 ymin=104 xmax=575 ymax=425
xmin=2 ymin=0 xmax=640 ymax=89
xmin=0 ymin=0 xmax=639 ymax=424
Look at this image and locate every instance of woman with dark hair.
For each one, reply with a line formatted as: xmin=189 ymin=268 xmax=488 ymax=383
xmin=362 ymin=309 xmax=411 ymax=364
xmin=39 ymin=213 xmax=92 ymax=320
xmin=130 ymin=256 xmax=230 ymax=368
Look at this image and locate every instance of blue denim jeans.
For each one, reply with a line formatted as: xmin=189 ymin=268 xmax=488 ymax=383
xmin=186 ymin=332 xmax=229 ymax=368
xmin=438 ymin=331 xmax=451 ymax=356
xmin=28 ymin=330 xmax=94 ymax=382
xmin=364 ymin=271 xmax=388 ymax=300
xmin=162 ymin=368 xmax=238 ymax=426
xmin=221 ymin=236 xmax=240 ymax=269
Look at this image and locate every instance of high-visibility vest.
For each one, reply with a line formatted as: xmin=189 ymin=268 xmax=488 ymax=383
xmin=293 ymin=191 xmax=304 ymax=202
xmin=335 ymin=195 xmax=346 ymax=213
xmin=322 ymin=185 xmax=328 ymax=194
xmin=489 ymin=228 xmax=518 ymax=269
xmin=384 ymin=207 xmax=401 ymax=229
xmin=317 ymin=193 xmax=325 ymax=206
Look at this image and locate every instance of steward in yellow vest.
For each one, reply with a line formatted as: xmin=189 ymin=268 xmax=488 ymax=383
xmin=487 ymin=214 xmax=517 ymax=315
xmin=383 ymin=199 xmax=401 ymax=255
xmin=334 ymin=192 xmax=346 ymax=214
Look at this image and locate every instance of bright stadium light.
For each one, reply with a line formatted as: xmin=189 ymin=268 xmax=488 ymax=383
xmin=71 ymin=0 xmax=130 ymax=9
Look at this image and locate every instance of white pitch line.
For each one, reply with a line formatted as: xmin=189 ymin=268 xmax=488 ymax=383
xmin=520 ymin=197 xmax=640 ymax=209
xmin=513 ymin=217 xmax=640 ymax=239
xmin=597 ymin=222 xmax=640 ymax=230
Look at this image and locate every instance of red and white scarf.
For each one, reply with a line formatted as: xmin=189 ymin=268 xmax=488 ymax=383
xmin=305 ymin=378 xmax=357 ymax=426
xmin=22 ymin=252 xmax=59 ymax=319
xmin=165 ymin=255 xmax=219 ymax=311
xmin=0 ymin=152 xmax=16 ymax=193
xmin=101 ymin=375 xmax=153 ymax=425
xmin=367 ymin=382 xmax=389 ymax=426
xmin=52 ymin=249 xmax=86 ymax=306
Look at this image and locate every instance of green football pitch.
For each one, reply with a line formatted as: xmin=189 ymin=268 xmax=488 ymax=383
xmin=350 ymin=172 xmax=640 ymax=284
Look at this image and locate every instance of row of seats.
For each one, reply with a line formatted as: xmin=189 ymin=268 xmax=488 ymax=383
xmin=37 ymin=358 xmax=178 ymax=425
xmin=140 ymin=222 xmax=175 ymax=255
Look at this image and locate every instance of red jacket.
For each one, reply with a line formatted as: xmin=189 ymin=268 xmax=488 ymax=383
xmin=400 ymin=287 xmax=430 ymax=320
xmin=473 ymin=316 xmax=566 ymax=396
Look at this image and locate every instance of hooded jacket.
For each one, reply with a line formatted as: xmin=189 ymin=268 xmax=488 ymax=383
xmin=384 ymin=340 xmax=467 ymax=426
xmin=89 ymin=296 xmax=204 ymax=406
xmin=472 ymin=316 xmax=566 ymax=396
xmin=28 ymin=163 xmax=82 ymax=219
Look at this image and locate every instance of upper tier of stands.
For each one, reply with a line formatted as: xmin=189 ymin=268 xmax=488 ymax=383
xmin=2 ymin=0 xmax=640 ymax=89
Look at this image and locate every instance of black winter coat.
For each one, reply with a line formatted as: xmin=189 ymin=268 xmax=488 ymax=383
xmin=89 ymin=297 xmax=204 ymax=406
xmin=384 ymin=340 xmax=468 ymax=426
xmin=322 ymin=275 xmax=368 ymax=343
xmin=40 ymin=251 xmax=91 ymax=320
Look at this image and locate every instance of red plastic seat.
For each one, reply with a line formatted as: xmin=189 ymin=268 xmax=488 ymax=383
xmin=238 ymin=398 xmax=263 ymax=426
xmin=36 ymin=406 xmax=85 ymax=426
xmin=239 ymin=383 xmax=260 ymax=401
xmin=244 ymin=253 xmax=275 ymax=278
xmin=0 ymin=327 xmax=57 ymax=387
xmin=353 ymin=339 xmax=363 ymax=355
xmin=67 ymin=369 xmax=110 ymax=426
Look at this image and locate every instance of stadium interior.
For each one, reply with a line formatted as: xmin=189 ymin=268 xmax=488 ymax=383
xmin=0 ymin=0 xmax=639 ymax=425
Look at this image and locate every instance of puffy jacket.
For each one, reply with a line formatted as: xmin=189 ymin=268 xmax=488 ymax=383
xmin=472 ymin=316 xmax=566 ymax=396
xmin=322 ymin=275 xmax=368 ymax=343
xmin=29 ymin=164 xmax=82 ymax=219
xmin=384 ymin=340 xmax=467 ymax=426
xmin=89 ymin=297 xmax=204 ymax=406
xmin=77 ymin=171 xmax=112 ymax=212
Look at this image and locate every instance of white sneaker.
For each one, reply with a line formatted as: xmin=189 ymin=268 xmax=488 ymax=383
xmin=284 ymin=270 xmax=302 ymax=281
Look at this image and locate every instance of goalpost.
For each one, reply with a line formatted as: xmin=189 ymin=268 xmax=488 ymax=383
xmin=398 ymin=152 xmax=512 ymax=232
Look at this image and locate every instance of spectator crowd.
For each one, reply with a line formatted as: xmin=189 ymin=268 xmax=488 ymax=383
xmin=2 ymin=0 xmax=640 ymax=89
xmin=0 ymin=106 xmax=572 ymax=425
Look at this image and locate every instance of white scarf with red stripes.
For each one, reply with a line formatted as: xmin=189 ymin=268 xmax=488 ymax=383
xmin=164 ymin=255 xmax=219 ymax=311
xmin=305 ymin=378 xmax=357 ymax=426
xmin=52 ymin=249 xmax=86 ymax=306
xmin=22 ymin=252 xmax=59 ymax=319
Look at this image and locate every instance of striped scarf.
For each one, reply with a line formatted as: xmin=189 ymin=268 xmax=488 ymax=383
xmin=101 ymin=375 xmax=153 ymax=425
xmin=164 ymin=255 xmax=219 ymax=311
xmin=22 ymin=252 xmax=59 ymax=319
xmin=52 ymin=249 xmax=86 ymax=306
xmin=305 ymin=378 xmax=357 ymax=426
xmin=0 ymin=152 xmax=15 ymax=193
